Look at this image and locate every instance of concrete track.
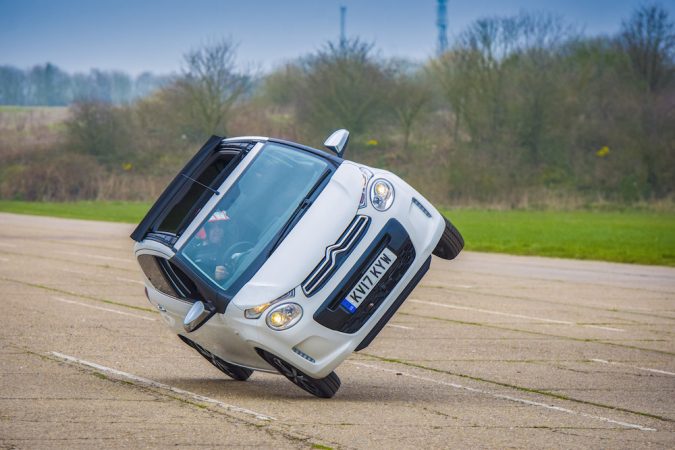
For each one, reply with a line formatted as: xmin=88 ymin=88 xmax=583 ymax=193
xmin=1 ymin=212 xmax=673 ymax=448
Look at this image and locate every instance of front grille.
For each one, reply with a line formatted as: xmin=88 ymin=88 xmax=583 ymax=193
xmin=313 ymin=219 xmax=416 ymax=334
xmin=302 ymin=215 xmax=370 ymax=297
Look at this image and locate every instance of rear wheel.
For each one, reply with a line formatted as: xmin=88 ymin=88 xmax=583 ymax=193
xmin=432 ymin=216 xmax=464 ymax=260
xmin=178 ymin=335 xmax=253 ymax=381
xmin=256 ymin=348 xmax=340 ymax=398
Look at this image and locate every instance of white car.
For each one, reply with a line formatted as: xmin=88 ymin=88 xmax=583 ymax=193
xmin=131 ymin=130 xmax=463 ymax=397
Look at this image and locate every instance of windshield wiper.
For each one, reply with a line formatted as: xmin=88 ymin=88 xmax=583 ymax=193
xmin=268 ymin=169 xmax=331 ymax=256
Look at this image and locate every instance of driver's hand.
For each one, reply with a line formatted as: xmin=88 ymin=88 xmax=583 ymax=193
xmin=214 ymin=265 xmax=228 ymax=281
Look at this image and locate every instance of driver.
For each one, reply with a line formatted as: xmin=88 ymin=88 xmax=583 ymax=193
xmin=193 ymin=211 xmax=238 ymax=282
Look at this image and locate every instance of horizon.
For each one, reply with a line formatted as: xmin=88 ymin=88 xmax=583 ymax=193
xmin=1 ymin=0 xmax=673 ymax=76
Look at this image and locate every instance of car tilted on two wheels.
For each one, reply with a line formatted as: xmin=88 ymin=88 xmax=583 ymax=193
xmin=131 ymin=130 xmax=463 ymax=398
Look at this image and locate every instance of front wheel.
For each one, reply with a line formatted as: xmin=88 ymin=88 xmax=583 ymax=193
xmin=256 ymin=348 xmax=340 ymax=398
xmin=178 ymin=335 xmax=253 ymax=381
xmin=432 ymin=216 xmax=464 ymax=260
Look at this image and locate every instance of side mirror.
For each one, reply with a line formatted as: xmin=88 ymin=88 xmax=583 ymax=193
xmin=324 ymin=129 xmax=350 ymax=158
xmin=183 ymin=300 xmax=215 ymax=332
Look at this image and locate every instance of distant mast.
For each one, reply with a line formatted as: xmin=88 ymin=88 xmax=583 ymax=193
xmin=437 ymin=0 xmax=448 ymax=55
xmin=340 ymin=5 xmax=347 ymax=50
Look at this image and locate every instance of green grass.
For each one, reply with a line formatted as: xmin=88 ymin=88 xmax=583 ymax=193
xmin=0 ymin=105 xmax=67 ymax=113
xmin=442 ymin=209 xmax=675 ymax=266
xmin=0 ymin=201 xmax=673 ymax=266
xmin=0 ymin=200 xmax=151 ymax=223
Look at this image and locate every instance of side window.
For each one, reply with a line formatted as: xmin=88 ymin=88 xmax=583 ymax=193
xmin=137 ymin=254 xmax=178 ymax=298
xmin=157 ymin=152 xmax=240 ymax=236
xmin=137 ymin=255 xmax=198 ymax=300
xmin=158 ymin=258 xmax=199 ymax=299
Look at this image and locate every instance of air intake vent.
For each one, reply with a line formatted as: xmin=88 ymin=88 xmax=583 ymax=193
xmin=302 ymin=215 xmax=370 ymax=297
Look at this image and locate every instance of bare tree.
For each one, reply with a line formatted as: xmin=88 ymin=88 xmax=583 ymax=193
xmin=619 ymin=4 xmax=674 ymax=92
xmin=178 ymin=39 xmax=249 ymax=137
xmin=387 ymin=61 xmax=432 ymax=150
xmin=297 ymin=39 xmax=388 ymax=141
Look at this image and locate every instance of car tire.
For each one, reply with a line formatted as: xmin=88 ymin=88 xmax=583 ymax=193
xmin=178 ymin=335 xmax=253 ymax=381
xmin=432 ymin=216 xmax=464 ymax=260
xmin=255 ymin=348 xmax=340 ymax=398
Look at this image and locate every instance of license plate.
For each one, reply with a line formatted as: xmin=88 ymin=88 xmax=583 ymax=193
xmin=340 ymin=248 xmax=397 ymax=314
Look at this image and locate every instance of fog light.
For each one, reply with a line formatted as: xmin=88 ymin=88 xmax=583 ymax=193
xmin=266 ymin=303 xmax=303 ymax=330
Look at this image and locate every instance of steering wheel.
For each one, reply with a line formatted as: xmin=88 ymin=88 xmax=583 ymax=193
xmin=224 ymin=241 xmax=255 ymax=267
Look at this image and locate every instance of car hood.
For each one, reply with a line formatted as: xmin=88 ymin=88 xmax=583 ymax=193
xmin=232 ymin=162 xmax=363 ymax=309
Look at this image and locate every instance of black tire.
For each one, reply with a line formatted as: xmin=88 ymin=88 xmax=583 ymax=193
xmin=255 ymin=348 xmax=340 ymax=398
xmin=178 ymin=335 xmax=253 ymax=381
xmin=432 ymin=216 xmax=464 ymax=260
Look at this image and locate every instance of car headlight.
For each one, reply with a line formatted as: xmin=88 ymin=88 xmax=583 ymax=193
xmin=244 ymin=302 xmax=273 ymax=319
xmin=266 ymin=303 xmax=303 ymax=330
xmin=244 ymin=289 xmax=295 ymax=319
xmin=370 ymin=178 xmax=394 ymax=211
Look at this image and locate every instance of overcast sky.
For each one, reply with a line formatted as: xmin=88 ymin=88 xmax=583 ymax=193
xmin=1 ymin=0 xmax=672 ymax=76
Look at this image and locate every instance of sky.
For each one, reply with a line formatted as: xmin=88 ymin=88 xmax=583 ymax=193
xmin=1 ymin=0 xmax=672 ymax=76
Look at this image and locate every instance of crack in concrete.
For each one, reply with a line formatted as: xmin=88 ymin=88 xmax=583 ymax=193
xmin=362 ymin=353 xmax=673 ymax=424
xmin=0 ymin=249 xmax=137 ymax=273
xmin=419 ymin=283 xmax=675 ymax=322
xmin=1 ymin=276 xmax=156 ymax=313
xmin=34 ymin=349 xmax=341 ymax=450
xmin=398 ymin=311 xmax=675 ymax=356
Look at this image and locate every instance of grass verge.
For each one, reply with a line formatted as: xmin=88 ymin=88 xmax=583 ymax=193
xmin=0 ymin=201 xmax=672 ymax=266
xmin=0 ymin=200 xmax=151 ymax=223
xmin=442 ymin=209 xmax=675 ymax=266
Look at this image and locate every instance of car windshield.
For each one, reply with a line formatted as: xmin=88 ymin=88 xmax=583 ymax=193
xmin=179 ymin=143 xmax=329 ymax=293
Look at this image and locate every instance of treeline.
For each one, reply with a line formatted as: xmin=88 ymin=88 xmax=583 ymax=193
xmin=0 ymin=64 xmax=169 ymax=105
xmin=0 ymin=5 xmax=673 ymax=206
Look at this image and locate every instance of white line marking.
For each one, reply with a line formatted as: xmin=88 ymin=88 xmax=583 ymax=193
xmin=56 ymin=250 xmax=130 ymax=264
xmin=116 ymin=276 xmax=145 ymax=286
xmin=350 ymin=361 xmax=655 ymax=431
xmin=51 ymin=296 xmax=156 ymax=321
xmin=59 ymin=267 xmax=86 ymax=275
xmin=422 ymin=283 xmax=474 ymax=289
xmin=585 ymin=325 xmax=626 ymax=332
xmin=387 ymin=324 xmax=414 ymax=330
xmin=57 ymin=271 xmax=145 ymax=288
xmin=591 ymin=359 xmax=675 ymax=376
xmin=410 ymin=299 xmax=625 ymax=332
xmin=50 ymin=352 xmax=275 ymax=421
xmin=0 ymin=241 xmax=17 ymax=248
xmin=0 ymin=256 xmax=9 ymax=262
